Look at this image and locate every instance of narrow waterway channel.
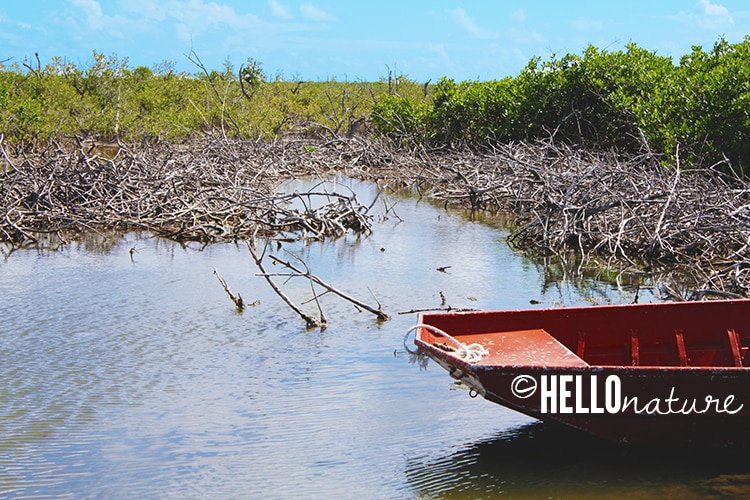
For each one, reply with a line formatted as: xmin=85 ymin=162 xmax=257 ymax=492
xmin=1 ymin=179 xmax=748 ymax=498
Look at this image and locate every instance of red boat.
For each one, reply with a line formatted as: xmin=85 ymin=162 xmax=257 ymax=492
xmin=410 ymin=299 xmax=750 ymax=447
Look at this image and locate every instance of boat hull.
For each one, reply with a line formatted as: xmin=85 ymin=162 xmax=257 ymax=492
xmin=457 ymin=363 xmax=750 ymax=447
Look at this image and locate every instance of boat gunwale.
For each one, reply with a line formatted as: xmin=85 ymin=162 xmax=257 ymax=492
xmin=415 ymin=336 xmax=750 ymax=373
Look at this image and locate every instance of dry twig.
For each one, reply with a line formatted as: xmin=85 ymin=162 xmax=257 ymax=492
xmin=213 ymin=267 xmax=248 ymax=312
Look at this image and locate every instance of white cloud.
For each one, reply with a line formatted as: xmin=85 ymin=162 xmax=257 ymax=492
xmin=169 ymin=0 xmax=258 ymax=31
xmin=448 ymin=7 xmax=498 ymax=40
xmin=671 ymin=0 xmax=735 ymax=29
xmin=449 ymin=7 xmax=480 ymax=37
xmin=300 ymin=3 xmax=337 ymax=22
xmin=174 ymin=23 xmax=192 ymax=44
xmin=269 ymin=0 xmax=292 ymax=19
xmin=426 ymin=43 xmax=453 ymax=69
xmin=697 ymin=0 xmax=734 ymax=24
xmin=69 ymin=0 xmax=263 ymax=44
xmin=72 ymin=0 xmax=104 ymax=23
xmin=121 ymin=0 xmax=167 ymax=22
xmin=70 ymin=0 xmax=128 ymax=37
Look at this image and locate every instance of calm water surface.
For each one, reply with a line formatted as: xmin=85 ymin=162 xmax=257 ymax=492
xmin=2 ymin=180 xmax=749 ymax=499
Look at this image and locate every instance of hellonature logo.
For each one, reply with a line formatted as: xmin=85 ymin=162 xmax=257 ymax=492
xmin=510 ymin=374 xmax=743 ymax=415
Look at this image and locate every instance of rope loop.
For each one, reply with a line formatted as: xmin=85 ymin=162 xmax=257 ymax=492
xmin=403 ymin=325 xmax=421 ymax=354
xmin=404 ymin=324 xmax=488 ymax=363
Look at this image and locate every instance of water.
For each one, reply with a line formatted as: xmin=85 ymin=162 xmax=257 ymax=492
xmin=1 ymin=180 xmax=748 ymax=498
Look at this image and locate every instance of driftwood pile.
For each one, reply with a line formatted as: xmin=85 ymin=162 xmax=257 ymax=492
xmin=3 ymin=135 xmax=750 ymax=295
xmin=0 ymin=137 xmax=375 ymax=246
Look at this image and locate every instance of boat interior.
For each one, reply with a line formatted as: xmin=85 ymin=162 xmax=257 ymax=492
xmin=418 ymin=301 xmax=750 ymax=368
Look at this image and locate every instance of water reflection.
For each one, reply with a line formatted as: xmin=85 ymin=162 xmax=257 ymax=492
xmin=406 ymin=422 xmax=750 ymax=499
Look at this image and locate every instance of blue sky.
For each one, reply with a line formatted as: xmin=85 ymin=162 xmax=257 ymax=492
xmin=1 ymin=1 xmax=748 ymax=81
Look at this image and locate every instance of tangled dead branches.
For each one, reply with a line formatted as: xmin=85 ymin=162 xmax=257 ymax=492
xmin=0 ymin=137 xmax=375 ymax=246
xmin=370 ymin=140 xmax=750 ymax=295
xmin=4 ymin=134 xmax=750 ymax=294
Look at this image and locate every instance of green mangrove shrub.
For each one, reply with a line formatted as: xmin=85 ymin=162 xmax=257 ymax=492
xmin=372 ymin=37 xmax=750 ymax=174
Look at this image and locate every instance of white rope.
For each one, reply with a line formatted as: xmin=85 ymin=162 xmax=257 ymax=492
xmin=404 ymin=324 xmax=489 ymax=363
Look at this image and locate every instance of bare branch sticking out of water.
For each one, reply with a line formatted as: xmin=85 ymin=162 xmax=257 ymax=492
xmin=376 ymin=194 xmax=404 ymax=224
xmin=267 ymin=253 xmax=390 ymax=322
xmin=295 ymin=254 xmax=328 ymax=326
xmin=213 ymin=267 xmax=257 ymax=312
xmin=397 ymin=291 xmax=478 ymax=315
xmin=397 ymin=306 xmax=476 ymax=315
xmin=246 ymin=239 xmax=323 ymax=329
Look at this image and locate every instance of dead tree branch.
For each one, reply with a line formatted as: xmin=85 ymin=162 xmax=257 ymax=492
xmin=246 ymin=239 xmax=323 ymax=329
xmin=268 ymin=253 xmax=390 ymax=321
xmin=213 ymin=267 xmax=247 ymax=312
xmin=4 ymin=132 xmax=750 ymax=296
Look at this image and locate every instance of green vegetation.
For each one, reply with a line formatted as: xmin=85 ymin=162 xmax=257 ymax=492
xmin=2 ymin=36 xmax=750 ymax=173
xmin=0 ymin=51 xmax=427 ymax=145
xmin=374 ymin=36 xmax=750 ymax=174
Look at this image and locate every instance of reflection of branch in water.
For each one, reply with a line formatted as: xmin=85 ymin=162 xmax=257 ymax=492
xmin=525 ymin=249 xmax=750 ymax=304
xmin=407 ymin=351 xmax=430 ymax=370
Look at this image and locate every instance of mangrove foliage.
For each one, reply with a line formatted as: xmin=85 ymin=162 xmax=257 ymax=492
xmin=373 ymin=36 xmax=750 ymax=175
xmin=2 ymin=36 xmax=750 ymax=175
